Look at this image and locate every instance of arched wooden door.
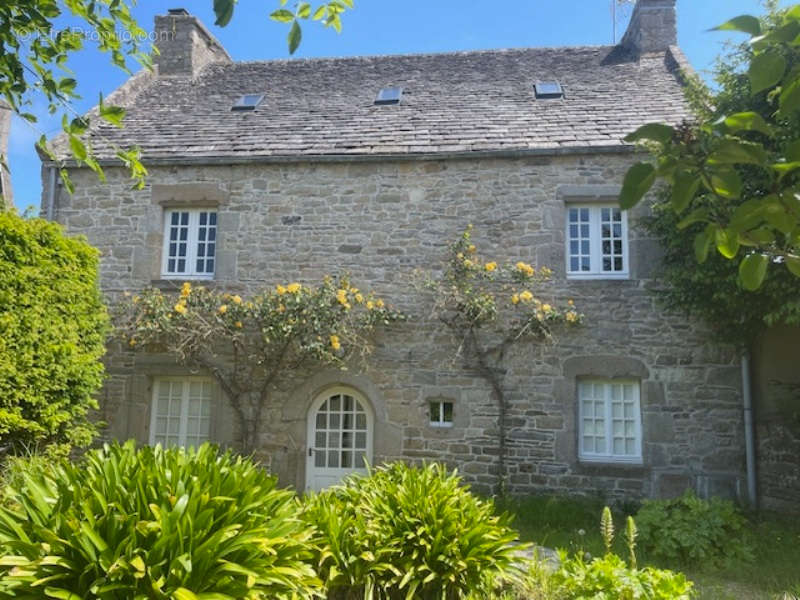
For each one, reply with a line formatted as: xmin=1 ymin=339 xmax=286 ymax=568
xmin=306 ymin=386 xmax=373 ymax=492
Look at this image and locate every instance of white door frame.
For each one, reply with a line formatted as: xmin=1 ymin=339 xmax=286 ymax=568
xmin=305 ymin=385 xmax=374 ymax=492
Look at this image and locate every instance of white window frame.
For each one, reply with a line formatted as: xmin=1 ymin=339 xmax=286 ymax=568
xmin=161 ymin=209 xmax=217 ymax=280
xmin=565 ymin=204 xmax=630 ymax=280
xmin=578 ymin=379 xmax=642 ymax=465
xmin=149 ymin=377 xmax=215 ymax=448
xmin=429 ymin=400 xmax=454 ymax=428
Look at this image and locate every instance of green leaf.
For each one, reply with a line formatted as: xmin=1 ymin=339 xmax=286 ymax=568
xmin=670 ymin=170 xmax=701 ymax=213
xmin=619 ymin=162 xmax=656 ymax=210
xmin=722 ymin=112 xmax=772 ymax=136
xmin=749 ymin=53 xmax=785 ymax=94
xmin=707 ymin=139 xmax=768 ymax=166
xmin=709 ymin=167 xmax=743 ymax=199
xmin=677 ymin=208 xmax=709 ymax=230
xmin=99 ymin=104 xmax=126 ymax=127
xmin=312 ymin=5 xmax=327 ymax=20
xmin=45 ymin=589 xmax=83 ymax=600
xmin=785 ymin=139 xmax=800 ymax=161
xmin=713 ymin=15 xmax=761 ymax=36
xmin=739 ymin=253 xmax=769 ymax=290
xmin=271 ymin=9 xmax=295 ymax=23
xmin=288 ymin=21 xmax=302 ymax=54
xmin=68 ymin=135 xmax=88 ymax=161
xmin=297 ymin=2 xmax=311 ymax=18
xmin=173 ymin=589 xmax=199 ymax=600
xmin=213 ymin=0 xmax=235 ymax=27
xmin=624 ymin=123 xmax=674 ymax=145
xmin=779 ymin=76 xmax=800 ymax=115
xmin=715 ymin=227 xmax=741 ymax=259
xmin=694 ymin=227 xmax=713 ymax=263
xmin=786 ymin=255 xmax=800 ymax=277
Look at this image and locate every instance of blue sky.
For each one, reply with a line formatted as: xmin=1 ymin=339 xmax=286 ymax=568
xmin=7 ymin=0 xmax=784 ymax=213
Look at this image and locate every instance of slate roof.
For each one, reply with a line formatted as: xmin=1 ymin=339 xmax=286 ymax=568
xmin=54 ymin=45 xmax=692 ymax=163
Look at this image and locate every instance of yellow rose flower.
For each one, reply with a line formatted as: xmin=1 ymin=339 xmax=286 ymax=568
xmin=181 ymin=282 xmax=192 ymax=297
xmin=519 ymin=291 xmax=533 ymax=303
xmin=376 ymin=299 xmax=385 ymax=308
xmin=457 ymin=252 xmax=464 ymax=260
xmin=129 ymin=339 xmax=136 ymax=347
xmin=235 ymin=321 xmax=243 ymax=328
xmin=174 ymin=303 xmax=187 ymax=315
xmin=287 ymin=283 xmax=302 ymax=294
xmin=566 ymin=311 xmax=578 ymax=323
xmin=276 ymin=284 xmax=287 ymax=295
xmin=278 ymin=304 xmax=286 ymax=313
xmin=516 ymin=261 xmax=535 ymax=277
xmin=512 ymin=294 xmax=520 ymax=305
xmin=468 ymin=244 xmax=477 ymax=253
xmin=464 ymin=259 xmax=473 ymax=268
xmin=485 ymin=262 xmax=497 ymax=272
xmin=366 ymin=301 xmax=375 ymax=310
xmin=232 ymin=295 xmax=242 ymax=304
xmin=330 ymin=335 xmax=341 ymax=351
xmin=218 ymin=304 xmax=228 ymax=315
xmin=542 ymin=304 xmax=552 ymax=312
xmin=355 ymin=293 xmax=364 ymax=304
xmin=568 ymin=299 xmax=575 ymax=307
xmin=536 ymin=311 xmax=545 ymax=321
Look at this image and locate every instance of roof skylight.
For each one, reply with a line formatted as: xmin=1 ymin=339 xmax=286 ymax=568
xmin=375 ymin=87 xmax=403 ymax=105
xmin=534 ymin=81 xmax=564 ymax=99
xmin=232 ymin=93 xmax=265 ymax=111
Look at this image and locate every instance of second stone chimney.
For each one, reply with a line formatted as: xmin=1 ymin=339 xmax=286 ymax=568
xmin=620 ymin=0 xmax=677 ymax=53
xmin=153 ymin=8 xmax=231 ymax=77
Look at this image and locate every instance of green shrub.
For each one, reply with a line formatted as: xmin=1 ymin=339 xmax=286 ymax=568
xmin=635 ymin=490 xmax=753 ymax=567
xmin=551 ymin=507 xmax=694 ymax=600
xmin=0 ymin=441 xmax=321 ymax=599
xmin=305 ymin=462 xmax=522 ymax=599
xmin=0 ymin=212 xmax=109 ymax=453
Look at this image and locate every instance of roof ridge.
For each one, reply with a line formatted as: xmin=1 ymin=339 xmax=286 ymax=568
xmin=215 ymin=43 xmax=621 ymax=68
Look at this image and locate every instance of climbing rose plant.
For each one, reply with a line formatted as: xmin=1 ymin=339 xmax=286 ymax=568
xmin=422 ymin=226 xmax=582 ymax=493
xmin=117 ymin=275 xmax=404 ymax=453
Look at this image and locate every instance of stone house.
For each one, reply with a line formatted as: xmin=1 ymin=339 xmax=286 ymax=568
xmin=42 ymin=0 xmax=770 ymax=502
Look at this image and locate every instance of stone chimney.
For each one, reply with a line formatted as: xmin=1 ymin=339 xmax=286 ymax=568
xmin=153 ymin=8 xmax=231 ymax=77
xmin=0 ymin=102 xmax=12 ymax=210
xmin=620 ymin=0 xmax=677 ymax=53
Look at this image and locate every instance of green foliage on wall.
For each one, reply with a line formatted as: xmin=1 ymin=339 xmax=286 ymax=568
xmin=0 ymin=211 xmax=109 ymax=453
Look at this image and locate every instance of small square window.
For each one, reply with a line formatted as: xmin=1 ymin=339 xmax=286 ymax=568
xmin=566 ymin=204 xmax=629 ymax=279
xmin=375 ymin=87 xmax=403 ymax=105
xmin=578 ymin=379 xmax=642 ymax=464
xmin=162 ymin=209 xmax=217 ymax=279
xmin=232 ymin=93 xmax=265 ymax=111
xmin=429 ymin=400 xmax=454 ymax=428
xmin=534 ymin=81 xmax=564 ymax=99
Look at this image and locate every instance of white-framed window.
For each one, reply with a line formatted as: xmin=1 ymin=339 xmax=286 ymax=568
xmin=578 ymin=379 xmax=642 ymax=464
xmin=429 ymin=400 xmax=454 ymax=428
xmin=149 ymin=377 xmax=214 ymax=447
xmin=161 ymin=209 xmax=217 ymax=279
xmin=566 ymin=205 xmax=629 ymax=279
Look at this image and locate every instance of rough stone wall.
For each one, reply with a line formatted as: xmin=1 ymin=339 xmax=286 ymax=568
xmin=752 ymin=326 xmax=800 ymax=513
xmin=153 ymin=13 xmax=230 ymax=78
xmin=51 ymin=153 xmax=746 ymax=499
xmin=620 ymin=0 xmax=677 ymax=54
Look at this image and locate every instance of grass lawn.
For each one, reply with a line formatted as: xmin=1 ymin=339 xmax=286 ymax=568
xmin=501 ymin=495 xmax=800 ymax=600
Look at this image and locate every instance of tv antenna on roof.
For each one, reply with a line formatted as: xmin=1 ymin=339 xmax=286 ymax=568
xmin=611 ymin=0 xmax=635 ymax=43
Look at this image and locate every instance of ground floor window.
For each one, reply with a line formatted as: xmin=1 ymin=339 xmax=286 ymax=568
xmin=578 ymin=379 xmax=642 ymax=464
xmin=429 ymin=400 xmax=454 ymax=427
xmin=150 ymin=377 xmax=214 ymax=447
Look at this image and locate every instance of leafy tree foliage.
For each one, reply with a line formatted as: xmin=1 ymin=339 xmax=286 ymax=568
xmin=3 ymin=0 xmax=353 ymax=193
xmin=620 ymin=2 xmax=800 ymax=290
xmin=420 ymin=226 xmax=582 ymax=493
xmin=635 ymin=1 xmax=800 ymax=346
xmin=117 ymin=277 xmax=403 ymax=453
xmin=0 ymin=211 xmax=109 ymax=454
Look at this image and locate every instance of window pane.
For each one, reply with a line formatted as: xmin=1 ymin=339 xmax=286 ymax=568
xmin=315 ymin=450 xmax=325 ymax=468
xmin=315 ymin=432 xmax=326 ymax=448
xmin=443 ymin=402 xmax=454 ymax=422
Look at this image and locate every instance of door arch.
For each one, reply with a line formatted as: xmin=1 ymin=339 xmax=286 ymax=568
xmin=306 ymin=386 xmax=373 ymax=492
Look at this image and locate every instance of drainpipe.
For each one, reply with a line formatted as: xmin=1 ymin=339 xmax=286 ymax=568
xmin=741 ymin=351 xmax=757 ymax=507
xmin=45 ymin=166 xmax=56 ymax=221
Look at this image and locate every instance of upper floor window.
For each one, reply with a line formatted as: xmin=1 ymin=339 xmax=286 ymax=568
xmin=150 ymin=377 xmax=214 ymax=447
xmin=578 ymin=379 xmax=642 ymax=464
xmin=566 ymin=205 xmax=628 ymax=279
xmin=162 ymin=209 xmax=217 ymax=279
